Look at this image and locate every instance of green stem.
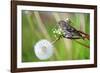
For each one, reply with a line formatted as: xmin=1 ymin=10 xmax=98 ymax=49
xmin=74 ymin=40 xmax=89 ymax=48
xmin=51 ymin=36 xmax=61 ymax=44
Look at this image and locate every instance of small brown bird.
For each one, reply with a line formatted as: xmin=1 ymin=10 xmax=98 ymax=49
xmin=58 ymin=19 xmax=88 ymax=39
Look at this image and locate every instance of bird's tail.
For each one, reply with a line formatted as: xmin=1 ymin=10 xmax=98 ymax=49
xmin=78 ymin=31 xmax=90 ymax=40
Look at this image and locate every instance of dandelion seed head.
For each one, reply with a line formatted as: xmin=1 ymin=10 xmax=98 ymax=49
xmin=34 ymin=40 xmax=54 ymax=60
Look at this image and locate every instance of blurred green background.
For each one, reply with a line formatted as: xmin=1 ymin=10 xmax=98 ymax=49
xmin=22 ymin=10 xmax=90 ymax=62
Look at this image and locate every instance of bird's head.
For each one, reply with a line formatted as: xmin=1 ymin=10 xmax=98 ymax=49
xmin=58 ymin=20 xmax=68 ymax=28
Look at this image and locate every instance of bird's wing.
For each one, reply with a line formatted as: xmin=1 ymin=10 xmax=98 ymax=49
xmin=58 ymin=20 xmax=83 ymax=39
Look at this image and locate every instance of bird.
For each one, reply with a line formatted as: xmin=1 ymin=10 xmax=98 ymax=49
xmin=58 ymin=19 xmax=84 ymax=39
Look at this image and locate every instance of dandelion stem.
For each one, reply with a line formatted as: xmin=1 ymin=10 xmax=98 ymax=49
xmin=51 ymin=36 xmax=61 ymax=44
